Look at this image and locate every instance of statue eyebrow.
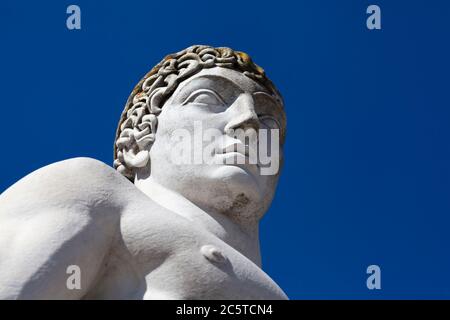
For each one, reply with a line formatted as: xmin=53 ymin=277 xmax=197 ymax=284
xmin=172 ymin=75 xmax=242 ymax=103
xmin=181 ymin=89 xmax=226 ymax=106
xmin=174 ymin=75 xmax=280 ymax=108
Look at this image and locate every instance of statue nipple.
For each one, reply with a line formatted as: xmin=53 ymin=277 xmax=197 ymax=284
xmin=200 ymin=245 xmax=227 ymax=264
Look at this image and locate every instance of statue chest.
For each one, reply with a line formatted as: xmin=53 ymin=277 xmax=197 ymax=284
xmin=140 ymin=238 xmax=287 ymax=300
xmin=92 ymin=206 xmax=287 ymax=300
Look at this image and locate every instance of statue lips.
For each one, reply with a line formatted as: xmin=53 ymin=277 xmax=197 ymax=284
xmin=214 ymin=141 xmax=260 ymax=178
xmin=222 ymin=142 xmax=249 ymax=156
xmin=215 ymin=142 xmax=249 ymax=161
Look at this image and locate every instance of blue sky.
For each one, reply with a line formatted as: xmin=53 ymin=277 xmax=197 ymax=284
xmin=1 ymin=0 xmax=450 ymax=299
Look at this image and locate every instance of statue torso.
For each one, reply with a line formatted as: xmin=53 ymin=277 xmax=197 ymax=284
xmin=0 ymin=158 xmax=287 ymax=300
xmin=84 ymin=187 xmax=287 ymax=300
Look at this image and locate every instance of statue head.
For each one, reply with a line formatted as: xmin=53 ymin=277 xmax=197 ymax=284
xmin=114 ymin=45 xmax=286 ymax=223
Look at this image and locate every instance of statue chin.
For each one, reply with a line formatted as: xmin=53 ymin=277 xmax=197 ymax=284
xmin=210 ymin=165 xmax=264 ymax=202
xmin=155 ymin=166 xmax=266 ymax=221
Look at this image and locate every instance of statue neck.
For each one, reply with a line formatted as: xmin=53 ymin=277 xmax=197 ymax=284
xmin=134 ymin=176 xmax=262 ymax=267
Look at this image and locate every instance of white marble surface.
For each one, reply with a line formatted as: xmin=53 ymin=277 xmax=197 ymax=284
xmin=0 ymin=46 xmax=288 ymax=299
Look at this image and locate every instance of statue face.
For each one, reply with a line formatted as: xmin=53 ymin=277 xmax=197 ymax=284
xmin=147 ymin=67 xmax=285 ymax=222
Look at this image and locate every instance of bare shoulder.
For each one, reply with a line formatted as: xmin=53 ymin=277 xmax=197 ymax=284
xmin=0 ymin=157 xmax=134 ymax=212
xmin=0 ymin=158 xmax=130 ymax=299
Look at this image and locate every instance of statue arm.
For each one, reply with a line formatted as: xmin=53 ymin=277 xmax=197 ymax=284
xmin=0 ymin=158 xmax=124 ymax=299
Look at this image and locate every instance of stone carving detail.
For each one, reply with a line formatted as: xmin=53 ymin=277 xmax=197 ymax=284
xmin=114 ymin=45 xmax=283 ymax=180
xmin=0 ymin=45 xmax=288 ymax=300
xmin=201 ymin=244 xmax=227 ymax=264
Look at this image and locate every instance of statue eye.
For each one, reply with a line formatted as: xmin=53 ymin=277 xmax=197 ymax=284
xmin=259 ymin=115 xmax=280 ymax=130
xmin=182 ymin=89 xmax=225 ymax=106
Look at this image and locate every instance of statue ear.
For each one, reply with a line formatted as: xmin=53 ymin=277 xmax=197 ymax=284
xmin=123 ymin=147 xmax=150 ymax=168
xmin=116 ymin=88 xmax=160 ymax=178
xmin=121 ymin=113 xmax=157 ymax=169
xmin=120 ymin=131 xmax=150 ymax=169
xmin=116 ymin=128 xmax=150 ymax=170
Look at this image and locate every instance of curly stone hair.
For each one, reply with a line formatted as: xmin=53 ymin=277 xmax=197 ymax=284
xmin=114 ymin=45 xmax=284 ymax=181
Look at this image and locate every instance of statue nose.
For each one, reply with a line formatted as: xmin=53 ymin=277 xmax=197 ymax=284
xmin=224 ymin=93 xmax=260 ymax=134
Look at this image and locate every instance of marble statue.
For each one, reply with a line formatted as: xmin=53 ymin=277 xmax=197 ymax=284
xmin=0 ymin=45 xmax=288 ymax=299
